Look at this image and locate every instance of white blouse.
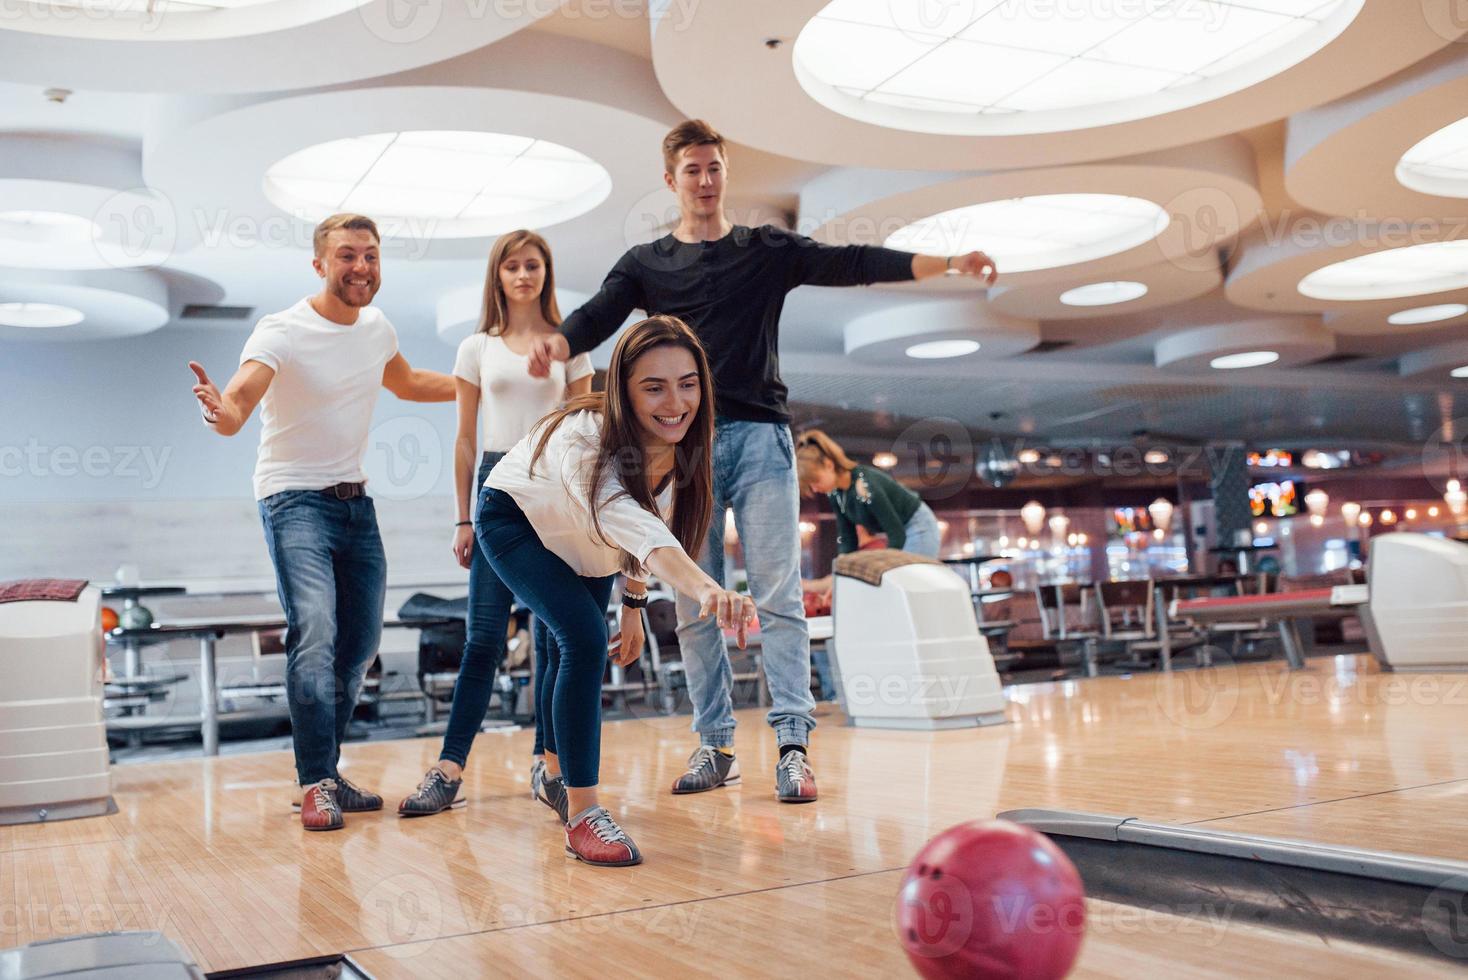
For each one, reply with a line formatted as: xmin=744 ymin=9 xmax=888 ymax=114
xmin=485 ymin=410 xmax=680 ymax=578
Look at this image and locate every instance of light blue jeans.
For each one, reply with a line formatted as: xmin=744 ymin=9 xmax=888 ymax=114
xmin=675 ymin=419 xmax=816 ymax=749
xmin=901 ymin=503 xmax=942 ymax=558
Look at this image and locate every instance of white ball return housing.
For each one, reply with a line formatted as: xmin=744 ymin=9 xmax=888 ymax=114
xmin=0 ymin=583 xmax=116 ymax=825
xmin=830 ymin=550 xmax=1006 ymax=730
xmin=1365 ymin=532 xmax=1468 ymax=672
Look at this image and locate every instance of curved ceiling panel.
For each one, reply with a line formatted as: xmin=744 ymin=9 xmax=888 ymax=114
xmin=650 ymin=0 xmax=1464 ymax=169
xmin=0 ymin=0 xmax=550 ymax=93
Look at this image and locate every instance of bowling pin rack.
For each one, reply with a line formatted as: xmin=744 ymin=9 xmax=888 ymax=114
xmin=1001 ymin=808 xmax=1468 ymax=966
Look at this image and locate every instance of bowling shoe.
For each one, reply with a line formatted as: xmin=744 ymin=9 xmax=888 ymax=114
xmin=333 ymin=773 xmax=384 ymax=812
xmin=776 ymin=748 xmax=818 ymax=803
xmin=397 ymin=765 xmax=464 ymax=817
xmin=564 ymin=805 xmax=643 ymax=867
xmin=671 ymin=745 xmax=741 ymax=794
xmin=299 ymin=779 xmax=344 ymax=832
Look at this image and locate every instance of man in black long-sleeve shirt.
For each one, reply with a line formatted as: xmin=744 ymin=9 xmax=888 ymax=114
xmin=529 ymin=120 xmax=996 ymax=804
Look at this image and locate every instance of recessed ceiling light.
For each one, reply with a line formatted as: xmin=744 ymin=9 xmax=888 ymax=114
xmin=0 ymin=302 xmax=85 ymax=328
xmin=872 ymin=451 xmax=898 ymax=468
xmin=1211 ymin=350 xmax=1279 ymax=369
xmin=0 ymin=210 xmax=100 ymax=247
xmin=1017 ymin=448 xmax=1041 ymax=464
xmin=1059 ymin=280 xmax=1148 ymax=306
xmin=1451 ymin=365 xmax=1468 ymax=378
xmin=885 ymin=194 xmax=1168 ymax=274
xmin=263 ymin=131 xmax=613 ymax=240
xmin=1387 ymin=303 xmax=1468 ymax=325
xmin=792 ymin=0 xmax=1360 ymax=134
xmin=905 ymin=339 xmax=980 ymax=359
xmin=1297 ymin=240 xmax=1468 ymax=301
xmin=1143 ymin=449 xmax=1170 ymax=465
xmin=1396 ymin=115 xmax=1468 ymax=198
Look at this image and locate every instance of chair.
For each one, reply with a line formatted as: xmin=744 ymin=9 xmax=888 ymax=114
xmin=1036 ymin=583 xmax=1101 ymax=676
xmin=1094 ymin=579 xmax=1166 ymax=670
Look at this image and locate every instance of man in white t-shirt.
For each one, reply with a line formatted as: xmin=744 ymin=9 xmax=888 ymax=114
xmin=189 ymin=213 xmax=454 ymax=832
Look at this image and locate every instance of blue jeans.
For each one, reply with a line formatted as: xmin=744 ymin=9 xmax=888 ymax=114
xmin=901 ymin=503 xmax=942 ymax=558
xmin=675 ymin=419 xmax=815 ymax=750
xmin=476 ymin=488 xmax=615 ymax=788
xmin=440 ymin=453 xmax=515 ymax=769
xmin=258 ymin=490 xmax=387 ymax=785
xmin=532 ymin=616 xmax=554 ymax=756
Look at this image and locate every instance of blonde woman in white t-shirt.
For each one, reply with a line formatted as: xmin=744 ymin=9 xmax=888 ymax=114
xmin=398 ymin=229 xmax=593 ymax=818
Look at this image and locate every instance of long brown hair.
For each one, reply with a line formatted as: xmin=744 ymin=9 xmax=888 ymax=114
xmin=530 ymin=315 xmax=715 ymax=574
xmin=795 ymin=429 xmax=857 ymax=497
xmin=477 ymin=229 xmax=561 ymax=336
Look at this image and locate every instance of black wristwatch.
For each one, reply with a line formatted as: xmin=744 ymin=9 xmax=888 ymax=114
xmin=622 ymin=591 xmax=648 ymax=609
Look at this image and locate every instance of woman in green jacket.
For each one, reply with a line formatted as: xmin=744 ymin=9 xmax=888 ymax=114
xmin=796 ymin=430 xmax=943 ymax=558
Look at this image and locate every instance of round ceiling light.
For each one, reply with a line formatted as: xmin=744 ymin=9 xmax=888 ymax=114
xmin=1297 ymin=240 xmax=1468 ymax=301
xmin=0 ymin=302 xmax=85 ymax=328
xmin=1387 ymin=303 xmax=1468 ymax=325
xmin=906 ymin=339 xmax=980 ymax=359
xmin=792 ymin=0 xmax=1361 ymax=135
xmin=1452 ymin=365 xmax=1468 ymax=378
xmin=1211 ymin=350 xmax=1279 ymax=370
xmin=263 ymin=131 xmax=613 ymax=240
xmin=1396 ymin=115 xmax=1468 ymax=199
xmin=1059 ymin=280 xmax=1148 ymax=306
xmin=885 ymin=193 xmax=1168 ymax=274
xmin=0 ymin=210 xmax=100 ymax=248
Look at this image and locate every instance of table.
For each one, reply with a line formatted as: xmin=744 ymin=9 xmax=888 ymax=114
xmin=99 ymin=585 xmax=187 ymax=674
xmin=1171 ymin=586 xmax=1368 ymax=670
xmin=940 ymin=555 xmax=1002 ymax=594
xmin=107 ymin=613 xmax=460 ymax=755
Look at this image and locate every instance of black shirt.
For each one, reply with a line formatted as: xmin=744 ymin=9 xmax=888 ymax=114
xmin=560 ymin=225 xmax=916 ymax=423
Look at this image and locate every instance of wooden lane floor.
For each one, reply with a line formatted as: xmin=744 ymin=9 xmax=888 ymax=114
xmin=4 ymin=653 xmax=1467 ymax=973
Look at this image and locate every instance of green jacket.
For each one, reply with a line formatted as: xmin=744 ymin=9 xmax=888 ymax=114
xmin=830 ymin=465 xmax=923 ymax=554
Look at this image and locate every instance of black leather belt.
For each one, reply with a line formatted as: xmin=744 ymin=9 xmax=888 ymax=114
xmin=320 ymin=481 xmax=367 ymax=500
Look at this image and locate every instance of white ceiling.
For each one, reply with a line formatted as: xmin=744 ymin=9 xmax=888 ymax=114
xmin=2 ymin=0 xmax=1468 ymax=455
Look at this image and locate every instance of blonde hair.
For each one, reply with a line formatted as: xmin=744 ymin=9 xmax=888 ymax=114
xmin=478 ymin=229 xmax=562 ymax=337
xmin=796 ymin=429 xmax=857 ymax=497
xmin=313 ymin=213 xmax=379 ymax=256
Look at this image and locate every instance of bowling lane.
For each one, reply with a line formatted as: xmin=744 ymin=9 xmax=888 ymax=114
xmin=1193 ymin=780 xmax=1468 ymax=863
xmin=349 ymin=870 xmax=1456 ymax=979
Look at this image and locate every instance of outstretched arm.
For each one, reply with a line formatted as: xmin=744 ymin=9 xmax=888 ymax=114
xmin=530 ymin=256 xmax=643 ymax=378
xmin=190 ymin=360 xmax=273 ymax=437
xmin=789 ymin=230 xmax=997 ymax=288
xmin=383 ymin=352 xmax=455 ymax=402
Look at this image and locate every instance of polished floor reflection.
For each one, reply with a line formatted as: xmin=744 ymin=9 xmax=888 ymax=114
xmin=3 ymin=654 xmax=1463 ymax=975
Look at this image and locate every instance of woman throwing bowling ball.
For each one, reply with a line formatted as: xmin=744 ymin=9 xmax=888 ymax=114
xmin=474 ymin=314 xmax=753 ymax=867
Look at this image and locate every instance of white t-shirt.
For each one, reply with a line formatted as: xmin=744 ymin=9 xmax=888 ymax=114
xmin=240 ymin=298 xmax=398 ymax=500
xmin=486 ymin=410 xmax=680 ymax=578
xmin=452 ymin=332 xmax=594 ymax=453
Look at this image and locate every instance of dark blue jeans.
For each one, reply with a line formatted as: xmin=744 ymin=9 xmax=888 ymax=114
xmin=476 ymin=487 xmax=614 ymax=788
xmin=258 ymin=489 xmax=387 ymax=785
xmin=439 ymin=453 xmax=516 ymax=768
